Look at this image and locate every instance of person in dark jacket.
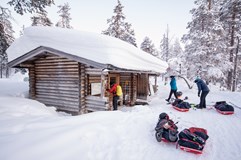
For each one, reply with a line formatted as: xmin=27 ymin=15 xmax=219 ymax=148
xmin=107 ymin=82 xmax=119 ymax=110
xmin=166 ymin=76 xmax=178 ymax=102
xmin=194 ymin=78 xmax=210 ymax=109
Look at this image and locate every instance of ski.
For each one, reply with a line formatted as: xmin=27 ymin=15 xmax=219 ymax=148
xmin=206 ymin=105 xmax=214 ymax=110
xmin=228 ymin=101 xmax=241 ymax=110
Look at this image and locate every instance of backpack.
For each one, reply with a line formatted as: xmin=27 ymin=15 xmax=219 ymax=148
xmin=116 ymin=85 xmax=123 ymax=96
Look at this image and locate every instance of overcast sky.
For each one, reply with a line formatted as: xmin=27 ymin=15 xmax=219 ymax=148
xmin=2 ymin=0 xmax=195 ymax=47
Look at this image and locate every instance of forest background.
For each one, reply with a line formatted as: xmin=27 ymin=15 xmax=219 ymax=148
xmin=0 ymin=0 xmax=241 ymax=91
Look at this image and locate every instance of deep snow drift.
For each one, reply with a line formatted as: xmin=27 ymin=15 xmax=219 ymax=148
xmin=0 ymin=74 xmax=241 ymax=160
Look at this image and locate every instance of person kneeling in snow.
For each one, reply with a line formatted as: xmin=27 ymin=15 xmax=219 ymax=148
xmin=155 ymin=113 xmax=178 ymax=142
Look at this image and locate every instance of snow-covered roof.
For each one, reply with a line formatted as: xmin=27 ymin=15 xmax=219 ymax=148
xmin=7 ymin=26 xmax=168 ymax=73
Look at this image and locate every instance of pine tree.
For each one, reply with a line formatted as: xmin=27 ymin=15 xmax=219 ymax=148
xmin=55 ymin=3 xmax=73 ymax=29
xmin=140 ymin=37 xmax=157 ymax=56
xmin=0 ymin=7 xmax=14 ymax=78
xmin=102 ymin=0 xmax=137 ymax=47
xmin=31 ymin=11 xmax=53 ymax=26
xmin=182 ymin=0 xmax=229 ymax=82
xmin=7 ymin=0 xmax=54 ymax=15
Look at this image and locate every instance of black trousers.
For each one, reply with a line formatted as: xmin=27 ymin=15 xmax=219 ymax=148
xmin=199 ymin=91 xmax=209 ymax=108
xmin=167 ymin=89 xmax=178 ymax=101
xmin=113 ymin=96 xmax=119 ymax=110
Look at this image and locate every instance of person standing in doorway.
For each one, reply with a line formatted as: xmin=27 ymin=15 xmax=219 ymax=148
xmin=166 ymin=76 xmax=178 ymax=103
xmin=194 ymin=78 xmax=210 ymax=109
xmin=107 ymin=82 xmax=119 ymax=110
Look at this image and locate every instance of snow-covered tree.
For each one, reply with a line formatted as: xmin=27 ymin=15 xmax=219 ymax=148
xmin=167 ymin=38 xmax=185 ymax=75
xmin=170 ymin=38 xmax=183 ymax=59
xmin=182 ymin=0 xmax=229 ymax=82
xmin=31 ymin=11 xmax=52 ymax=26
xmin=160 ymin=34 xmax=168 ymax=61
xmin=55 ymin=3 xmax=73 ymax=29
xmin=219 ymin=0 xmax=241 ymax=91
xmin=140 ymin=37 xmax=158 ymax=56
xmin=0 ymin=7 xmax=14 ymax=77
xmin=19 ymin=25 xmax=24 ymax=36
xmin=7 ymin=0 xmax=54 ymax=15
xmin=160 ymin=26 xmax=171 ymax=61
xmin=102 ymin=0 xmax=137 ymax=47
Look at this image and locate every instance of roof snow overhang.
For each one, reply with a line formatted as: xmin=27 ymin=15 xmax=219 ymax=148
xmin=8 ymin=46 xmax=160 ymax=75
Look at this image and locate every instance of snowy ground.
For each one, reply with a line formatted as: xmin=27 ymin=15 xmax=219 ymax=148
xmin=0 ymin=74 xmax=241 ymax=160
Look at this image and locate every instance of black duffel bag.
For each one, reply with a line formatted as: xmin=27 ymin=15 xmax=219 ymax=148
xmin=214 ymin=101 xmax=234 ymax=112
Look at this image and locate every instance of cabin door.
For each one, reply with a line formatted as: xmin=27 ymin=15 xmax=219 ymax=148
xmin=137 ymin=74 xmax=148 ymax=100
xmin=108 ymin=74 xmax=120 ymax=87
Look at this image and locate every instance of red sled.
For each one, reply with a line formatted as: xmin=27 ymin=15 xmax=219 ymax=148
xmin=161 ymin=137 xmax=177 ymax=144
xmin=178 ymin=127 xmax=208 ymax=154
xmin=216 ymin=109 xmax=234 ymax=115
xmin=214 ymin=101 xmax=234 ymax=115
xmin=179 ymin=145 xmax=202 ymax=154
xmin=173 ymin=105 xmax=189 ymax=112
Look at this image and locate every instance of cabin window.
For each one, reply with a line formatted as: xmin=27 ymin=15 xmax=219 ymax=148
xmin=91 ymin=82 xmax=101 ymax=96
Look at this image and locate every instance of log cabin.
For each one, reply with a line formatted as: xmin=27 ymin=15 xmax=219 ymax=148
xmin=7 ymin=26 xmax=168 ymax=115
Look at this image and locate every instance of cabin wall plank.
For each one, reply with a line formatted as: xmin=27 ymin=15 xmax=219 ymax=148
xmin=85 ymin=95 xmax=108 ymax=112
xmin=32 ymin=55 xmax=80 ymax=113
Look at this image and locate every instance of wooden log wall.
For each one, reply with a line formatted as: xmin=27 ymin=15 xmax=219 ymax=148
xmin=85 ymin=95 xmax=108 ymax=111
xmin=25 ymin=54 xmax=153 ymax=113
xmin=31 ymin=55 xmax=81 ymax=113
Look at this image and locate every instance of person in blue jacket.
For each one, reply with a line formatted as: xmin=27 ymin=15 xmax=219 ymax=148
xmin=166 ymin=76 xmax=178 ymax=102
xmin=194 ymin=78 xmax=210 ymax=109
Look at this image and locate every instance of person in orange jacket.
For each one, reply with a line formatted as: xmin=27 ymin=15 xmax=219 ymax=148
xmin=107 ymin=82 xmax=119 ymax=110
